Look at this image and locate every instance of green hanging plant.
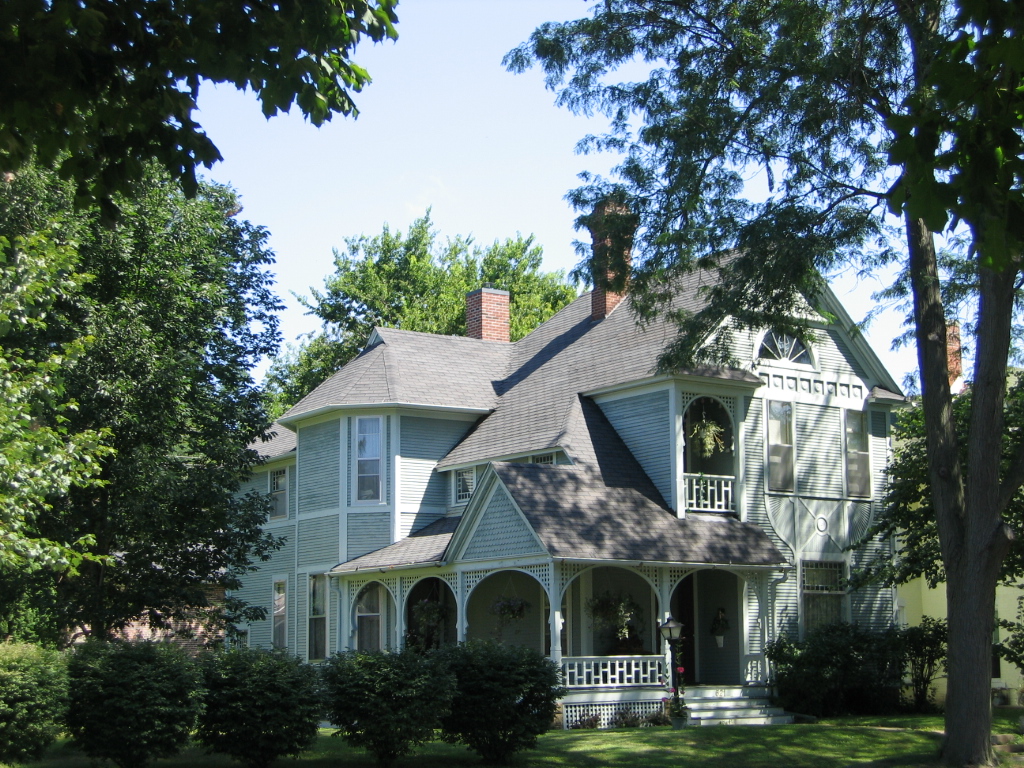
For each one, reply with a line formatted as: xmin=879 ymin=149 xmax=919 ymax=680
xmin=690 ymin=416 xmax=725 ymax=458
xmin=585 ymin=592 xmax=643 ymax=640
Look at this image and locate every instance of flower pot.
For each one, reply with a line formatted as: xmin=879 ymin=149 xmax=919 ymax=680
xmin=670 ymin=714 xmax=689 ymax=729
xmin=715 ymin=634 xmax=724 ymax=648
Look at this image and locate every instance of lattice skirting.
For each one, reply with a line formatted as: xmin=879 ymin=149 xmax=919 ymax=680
xmin=562 ymin=700 xmax=665 ymax=730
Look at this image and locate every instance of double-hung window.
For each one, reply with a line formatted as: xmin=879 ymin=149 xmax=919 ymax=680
xmin=455 ymin=468 xmax=475 ymax=504
xmin=767 ymin=401 xmax=795 ymax=492
xmin=802 ymin=560 xmax=844 ymax=632
xmin=269 ymin=468 xmax=288 ymax=520
xmin=356 ymin=584 xmax=382 ymax=651
xmin=356 ymin=417 xmax=382 ymax=502
xmin=308 ymin=575 xmax=327 ymax=661
xmin=845 ymin=410 xmax=870 ymax=497
xmin=272 ymin=579 xmax=287 ymax=649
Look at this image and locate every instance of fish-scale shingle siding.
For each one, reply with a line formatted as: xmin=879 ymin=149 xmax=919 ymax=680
xmin=462 ymin=488 xmax=544 ymax=560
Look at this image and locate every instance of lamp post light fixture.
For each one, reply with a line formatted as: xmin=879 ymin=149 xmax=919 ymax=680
xmin=659 ymin=617 xmax=685 ymax=722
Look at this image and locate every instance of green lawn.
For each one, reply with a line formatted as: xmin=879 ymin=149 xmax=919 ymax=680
xmin=12 ymin=717 xmax=990 ymax=768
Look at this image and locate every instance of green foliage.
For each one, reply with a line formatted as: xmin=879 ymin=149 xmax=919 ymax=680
xmin=0 ymin=1 xmax=398 ymax=218
xmin=66 ymin=641 xmax=203 ymax=768
xmin=766 ymin=623 xmax=904 ymax=717
xmin=0 ymin=643 xmax=68 ymax=763
xmin=196 ymin=647 xmax=322 ymax=768
xmin=0 ymin=232 xmax=112 ymax=574
xmin=264 ymin=213 xmax=577 ymax=413
xmin=856 ymin=383 xmax=1024 ymax=589
xmin=902 ymin=617 xmax=948 ymax=712
xmin=0 ymin=164 xmax=283 ymax=641
xmin=321 ymin=649 xmax=455 ymax=768
xmin=436 ymin=640 xmax=565 ymax=764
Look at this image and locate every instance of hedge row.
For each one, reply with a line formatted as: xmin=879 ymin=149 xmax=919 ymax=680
xmin=0 ymin=639 xmax=563 ymax=768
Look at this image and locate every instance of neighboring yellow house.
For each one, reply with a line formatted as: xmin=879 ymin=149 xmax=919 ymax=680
xmin=897 ymin=579 xmax=1021 ymax=705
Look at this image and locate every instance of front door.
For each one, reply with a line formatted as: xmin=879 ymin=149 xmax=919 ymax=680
xmin=672 ymin=575 xmax=697 ymax=686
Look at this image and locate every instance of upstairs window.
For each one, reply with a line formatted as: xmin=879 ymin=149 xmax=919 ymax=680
xmin=845 ymin=410 xmax=870 ymax=497
xmin=802 ymin=560 xmax=845 ymax=632
xmin=767 ymin=401 xmax=795 ymax=492
xmin=356 ymin=417 xmax=382 ymax=502
xmin=269 ymin=468 xmax=288 ymax=520
xmin=308 ymin=575 xmax=327 ymax=661
xmin=272 ymin=579 xmax=287 ymax=649
xmin=760 ymin=330 xmax=812 ymax=365
xmin=455 ymin=468 xmax=475 ymax=504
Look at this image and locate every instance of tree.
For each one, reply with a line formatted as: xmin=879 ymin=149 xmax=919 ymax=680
xmin=507 ymin=0 xmax=1023 ymax=763
xmin=0 ymin=164 xmax=282 ymax=641
xmin=264 ymin=213 xmax=577 ymax=413
xmin=0 ymin=1 xmax=398 ymax=219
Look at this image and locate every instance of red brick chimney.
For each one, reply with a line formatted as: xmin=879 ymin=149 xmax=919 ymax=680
xmin=587 ymin=198 xmax=637 ymax=321
xmin=947 ymin=322 xmax=963 ymax=392
xmin=466 ymin=286 xmax=510 ymax=342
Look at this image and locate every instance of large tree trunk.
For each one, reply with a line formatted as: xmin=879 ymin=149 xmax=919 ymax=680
xmin=907 ymin=214 xmax=1016 ymax=766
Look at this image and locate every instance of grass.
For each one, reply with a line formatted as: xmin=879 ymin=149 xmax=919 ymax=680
xmin=11 ymin=717 xmax=979 ymax=768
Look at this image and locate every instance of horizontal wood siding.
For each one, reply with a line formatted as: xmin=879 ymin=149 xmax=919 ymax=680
xmin=796 ymin=404 xmax=843 ymax=498
xmin=295 ymin=573 xmax=307 ymax=661
xmin=239 ymin=470 xmax=267 ymax=498
xmin=870 ymin=410 xmax=889 ymax=502
xmin=400 ymin=510 xmax=443 ymax=538
xmin=463 ymin=488 xmax=544 ymax=560
xmin=399 ymin=418 xmax=474 ymax=523
xmin=348 ymin=511 xmax=390 ymax=560
xmin=599 ymin=391 xmax=672 ymax=504
xmin=234 ymin=531 xmax=296 ymax=650
xmin=298 ymin=420 xmax=340 ymax=513
xmin=817 ymin=330 xmax=869 ymax=380
xmin=298 ymin=516 xmax=341 ymax=568
xmin=775 ymin=573 xmax=800 ymax=641
xmin=850 ymin=553 xmax=894 ymax=631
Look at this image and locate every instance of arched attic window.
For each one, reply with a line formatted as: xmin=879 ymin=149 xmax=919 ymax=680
xmin=759 ymin=329 xmax=812 ymax=365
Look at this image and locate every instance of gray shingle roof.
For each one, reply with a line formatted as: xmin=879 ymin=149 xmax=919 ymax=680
xmin=489 ymin=398 xmax=785 ymax=567
xmin=330 ymin=516 xmax=461 ymax=573
xmin=284 ymin=328 xmax=511 ymax=420
xmin=250 ymin=423 xmax=296 ymax=461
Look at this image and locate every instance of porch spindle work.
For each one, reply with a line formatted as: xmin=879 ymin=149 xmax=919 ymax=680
xmin=561 ymin=655 xmax=665 ymax=688
xmin=684 ymin=473 xmax=734 ymax=512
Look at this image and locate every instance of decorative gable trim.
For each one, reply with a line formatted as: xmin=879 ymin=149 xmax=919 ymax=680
xmin=447 ymin=467 xmax=548 ymax=563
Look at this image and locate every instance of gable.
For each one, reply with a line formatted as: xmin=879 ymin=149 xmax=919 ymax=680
xmin=460 ymin=485 xmax=546 ymax=561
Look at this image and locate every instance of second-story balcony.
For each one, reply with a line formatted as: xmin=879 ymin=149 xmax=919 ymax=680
xmin=684 ymin=473 xmax=734 ymax=513
xmin=684 ymin=396 xmax=735 ymax=513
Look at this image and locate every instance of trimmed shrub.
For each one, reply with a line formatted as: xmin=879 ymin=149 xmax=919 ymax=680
xmin=766 ymin=622 xmax=904 ymax=717
xmin=0 ymin=642 xmax=68 ymax=763
xmin=437 ymin=640 xmax=565 ymax=764
xmin=322 ymin=649 xmax=455 ymax=768
xmin=66 ymin=640 xmax=203 ymax=768
xmin=196 ymin=647 xmax=322 ymax=768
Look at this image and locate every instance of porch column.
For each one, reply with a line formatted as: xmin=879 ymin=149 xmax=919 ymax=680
xmin=456 ymin=571 xmax=467 ymax=642
xmin=394 ymin=578 xmax=406 ymax=650
xmin=659 ymin=566 xmax=673 ymax=673
xmin=548 ymin=563 xmax=562 ymax=663
xmin=338 ymin=579 xmax=352 ymax=652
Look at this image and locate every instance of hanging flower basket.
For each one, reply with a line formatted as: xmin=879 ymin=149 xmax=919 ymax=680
xmin=490 ymin=595 xmax=529 ymax=630
xmin=690 ymin=417 xmax=725 ymax=458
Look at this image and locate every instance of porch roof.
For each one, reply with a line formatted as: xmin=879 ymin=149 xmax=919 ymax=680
xmin=329 ymin=516 xmax=461 ymax=574
xmin=494 ymin=462 xmax=786 ymax=567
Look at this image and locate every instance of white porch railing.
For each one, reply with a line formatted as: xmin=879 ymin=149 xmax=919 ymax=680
xmin=561 ymin=655 xmax=665 ymax=689
xmin=684 ymin=473 xmax=734 ymax=513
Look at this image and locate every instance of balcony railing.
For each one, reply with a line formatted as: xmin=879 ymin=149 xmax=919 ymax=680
xmin=561 ymin=655 xmax=665 ymax=689
xmin=684 ymin=473 xmax=734 ymax=513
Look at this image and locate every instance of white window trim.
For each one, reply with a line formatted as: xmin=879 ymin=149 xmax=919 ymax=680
xmin=353 ymin=415 xmax=384 ymax=506
xmin=766 ymin=399 xmax=797 ymax=494
xmin=754 ymin=328 xmax=818 ymax=372
xmin=268 ymin=466 xmax=289 ymax=520
xmin=272 ymin=576 xmax=288 ymax=650
xmin=453 ymin=467 xmax=476 ymax=505
xmin=843 ymin=409 xmax=872 ymax=499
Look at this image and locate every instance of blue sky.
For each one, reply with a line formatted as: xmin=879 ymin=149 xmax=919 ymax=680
xmin=195 ymin=0 xmax=913 ymax=389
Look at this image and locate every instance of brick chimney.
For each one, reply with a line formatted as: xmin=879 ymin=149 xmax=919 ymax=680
xmin=586 ymin=198 xmax=637 ymax=321
xmin=947 ymin=322 xmax=963 ymax=393
xmin=466 ymin=286 xmax=510 ymax=342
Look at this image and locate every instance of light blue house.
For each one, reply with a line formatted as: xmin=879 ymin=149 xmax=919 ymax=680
xmin=235 ymin=228 xmax=904 ymax=726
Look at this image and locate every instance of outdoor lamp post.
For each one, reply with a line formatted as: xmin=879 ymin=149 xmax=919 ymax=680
xmin=659 ymin=618 xmax=684 ymax=715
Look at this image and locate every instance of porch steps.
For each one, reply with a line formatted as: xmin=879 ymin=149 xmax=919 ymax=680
xmin=685 ymin=686 xmax=794 ymax=726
